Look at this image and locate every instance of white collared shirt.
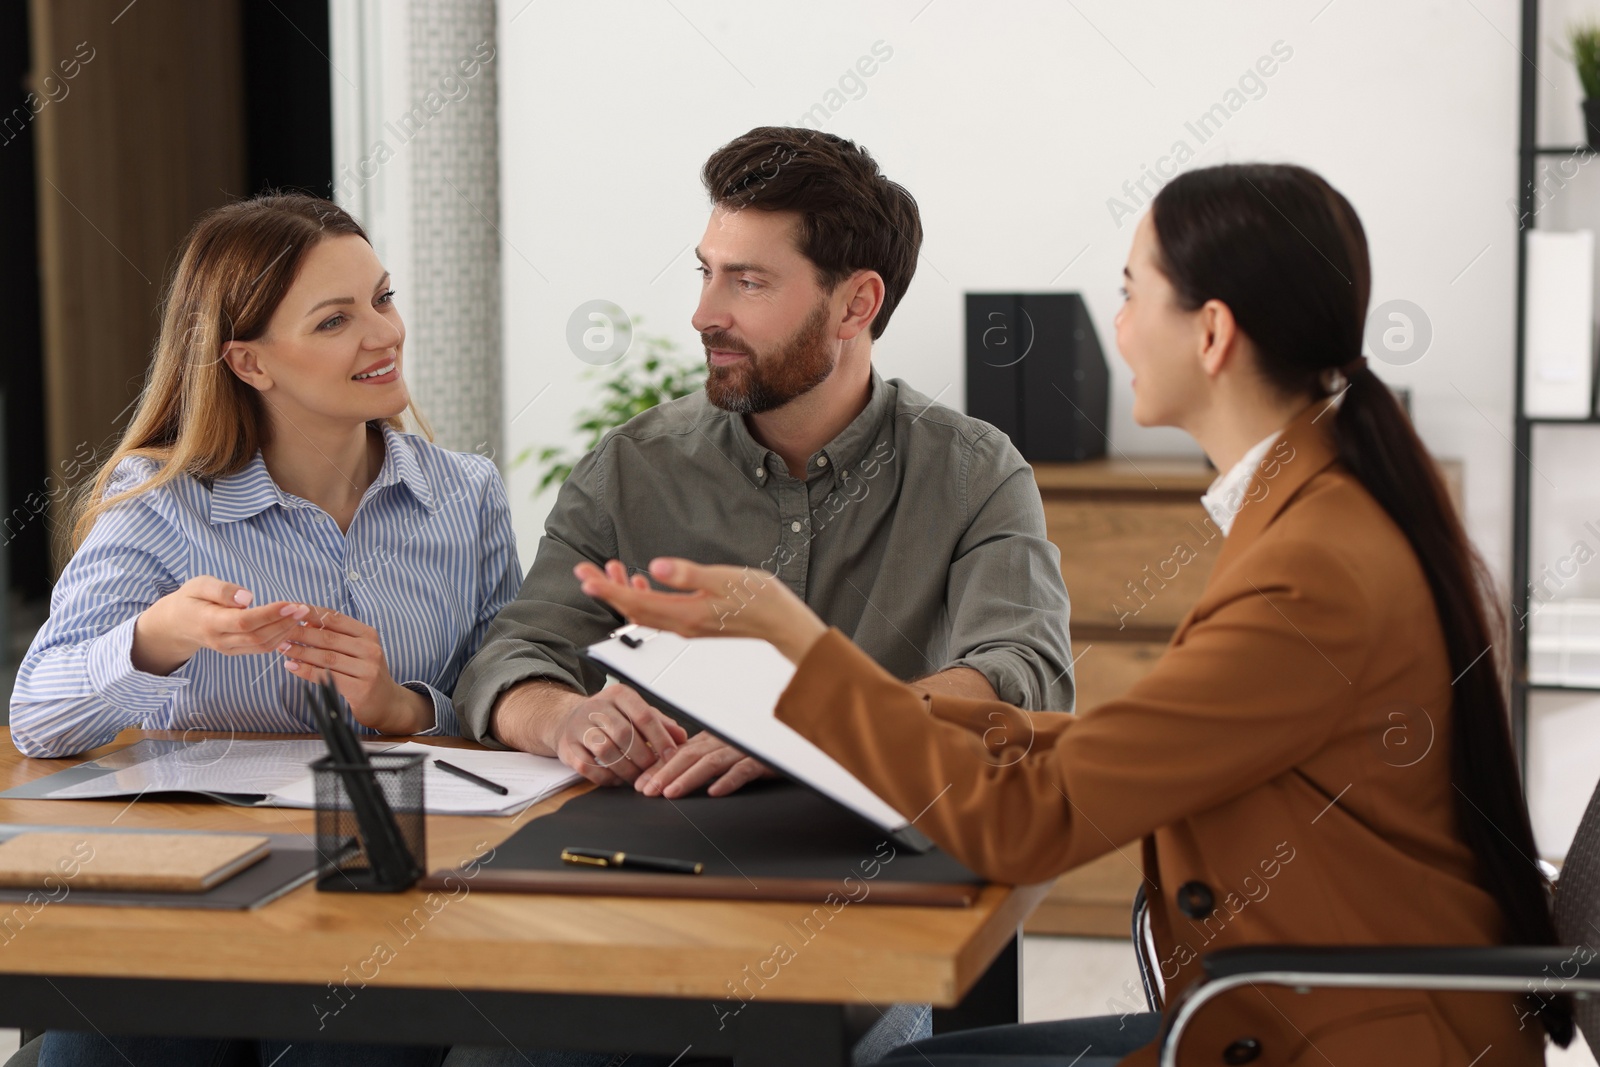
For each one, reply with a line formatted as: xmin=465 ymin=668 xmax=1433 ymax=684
xmin=1200 ymin=432 xmax=1282 ymax=537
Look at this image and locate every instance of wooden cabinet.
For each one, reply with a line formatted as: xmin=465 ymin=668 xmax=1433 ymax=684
xmin=1023 ymin=454 xmax=1463 ymax=937
xmin=28 ymin=0 xmax=247 ymax=569
xmin=1025 ymin=457 xmax=1216 ymax=936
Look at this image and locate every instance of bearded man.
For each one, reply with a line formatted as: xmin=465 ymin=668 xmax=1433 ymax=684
xmin=456 ymin=126 xmax=1074 ymax=796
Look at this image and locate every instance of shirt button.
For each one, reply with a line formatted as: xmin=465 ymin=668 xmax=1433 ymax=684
xmin=347 ymin=569 xmax=360 ymax=582
xmin=816 ymin=455 xmax=829 ymax=467
xmin=755 ymin=466 xmax=766 ymax=479
xmin=789 ymin=520 xmax=802 ymax=533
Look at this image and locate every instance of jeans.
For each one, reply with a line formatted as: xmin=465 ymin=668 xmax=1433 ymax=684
xmin=440 ymin=1000 xmax=931 ymax=1066
xmin=36 ymin=1031 xmax=448 ymax=1067
xmin=877 ymin=1011 xmax=1162 ymax=1067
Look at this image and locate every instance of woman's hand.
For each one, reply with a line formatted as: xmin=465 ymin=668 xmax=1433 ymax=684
xmin=574 ymin=558 xmax=828 ymax=664
xmin=279 ymin=609 xmax=432 ymax=734
xmin=132 ymin=577 xmax=312 ymax=676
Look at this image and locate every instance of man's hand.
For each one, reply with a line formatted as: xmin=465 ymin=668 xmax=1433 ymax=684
xmin=551 ymin=683 xmax=688 ymax=787
xmin=635 ymin=731 xmax=774 ymax=798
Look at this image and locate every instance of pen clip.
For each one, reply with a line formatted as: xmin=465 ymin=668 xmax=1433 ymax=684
xmin=609 ymin=623 xmax=662 ymax=649
xmin=560 ymin=849 xmax=610 ymax=868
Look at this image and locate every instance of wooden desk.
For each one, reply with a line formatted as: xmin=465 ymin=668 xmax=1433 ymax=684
xmin=0 ymin=730 xmax=1048 ymax=1065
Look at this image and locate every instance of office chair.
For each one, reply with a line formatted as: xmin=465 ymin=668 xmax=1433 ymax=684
xmin=2 ymin=1033 xmax=37 ymax=1067
xmin=1130 ymin=778 xmax=1600 ymax=1066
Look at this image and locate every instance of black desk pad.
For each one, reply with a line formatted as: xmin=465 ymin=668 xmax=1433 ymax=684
xmin=485 ymin=779 xmax=980 ymax=886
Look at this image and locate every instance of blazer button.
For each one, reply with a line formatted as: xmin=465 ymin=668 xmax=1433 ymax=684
xmin=1222 ymin=1037 xmax=1261 ymax=1064
xmin=1176 ymin=880 xmax=1214 ymax=918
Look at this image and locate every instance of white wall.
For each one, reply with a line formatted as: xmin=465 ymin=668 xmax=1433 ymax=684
xmin=494 ymin=0 xmax=1531 ymax=578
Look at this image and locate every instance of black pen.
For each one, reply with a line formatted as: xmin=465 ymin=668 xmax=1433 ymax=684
xmin=560 ymin=847 xmax=704 ymax=875
xmin=433 ymin=758 xmax=510 ymax=796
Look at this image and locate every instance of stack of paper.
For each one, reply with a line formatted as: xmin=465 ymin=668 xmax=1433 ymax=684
xmin=270 ymin=743 xmax=580 ymax=816
xmin=1529 ymin=599 xmax=1600 ymax=688
xmin=37 ymin=740 xmax=579 ymax=817
xmin=1524 ymin=230 xmax=1597 ymax=418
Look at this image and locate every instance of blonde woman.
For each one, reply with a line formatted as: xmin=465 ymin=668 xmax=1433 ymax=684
xmin=15 ymin=193 xmax=517 ymax=1066
xmin=13 ymin=193 xmax=518 ymax=762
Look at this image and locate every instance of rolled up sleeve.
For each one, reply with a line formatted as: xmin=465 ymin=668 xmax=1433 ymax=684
xmin=451 ymin=444 xmax=626 ymax=745
xmin=942 ymin=433 xmax=1075 ymax=712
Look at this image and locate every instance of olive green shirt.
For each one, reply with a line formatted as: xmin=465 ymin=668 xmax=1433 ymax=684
xmin=454 ymin=370 xmax=1075 ymax=743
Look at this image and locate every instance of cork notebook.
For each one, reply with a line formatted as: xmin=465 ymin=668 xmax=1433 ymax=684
xmin=0 ymin=831 xmax=271 ymax=892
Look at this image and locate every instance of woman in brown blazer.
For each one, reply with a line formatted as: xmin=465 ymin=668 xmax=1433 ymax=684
xmin=575 ymin=163 xmax=1567 ymax=1066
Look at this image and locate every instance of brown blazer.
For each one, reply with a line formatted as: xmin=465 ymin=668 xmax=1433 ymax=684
xmin=775 ymin=402 xmax=1545 ymax=1066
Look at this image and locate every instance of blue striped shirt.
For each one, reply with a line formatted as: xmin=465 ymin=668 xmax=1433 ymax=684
xmin=10 ymin=426 xmax=522 ymax=758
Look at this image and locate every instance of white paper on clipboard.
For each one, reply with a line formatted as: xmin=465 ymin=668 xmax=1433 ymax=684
xmin=584 ymin=625 xmax=929 ymax=849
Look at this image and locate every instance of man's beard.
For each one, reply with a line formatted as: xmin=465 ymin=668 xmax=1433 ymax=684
xmin=703 ymin=301 xmax=834 ymax=415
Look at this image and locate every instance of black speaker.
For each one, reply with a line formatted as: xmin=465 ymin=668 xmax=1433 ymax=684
xmin=965 ymin=292 xmax=1109 ymax=462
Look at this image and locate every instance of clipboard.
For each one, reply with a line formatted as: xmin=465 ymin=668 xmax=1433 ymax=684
xmin=582 ymin=625 xmax=935 ymax=854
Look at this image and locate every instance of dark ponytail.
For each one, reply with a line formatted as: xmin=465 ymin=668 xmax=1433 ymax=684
xmin=1150 ymin=163 xmax=1571 ymax=1045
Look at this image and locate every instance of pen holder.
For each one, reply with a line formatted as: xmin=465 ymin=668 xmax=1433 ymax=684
xmin=312 ymin=752 xmax=425 ymax=893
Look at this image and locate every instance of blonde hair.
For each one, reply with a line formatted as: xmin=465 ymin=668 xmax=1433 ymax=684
xmin=70 ymin=193 xmax=431 ymax=550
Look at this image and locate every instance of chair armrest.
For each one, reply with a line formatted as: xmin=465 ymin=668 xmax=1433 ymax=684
xmin=1132 ymin=884 xmax=1163 ymax=1012
xmin=1159 ymin=945 xmax=1600 ymax=1067
xmin=1202 ymin=944 xmax=1600 ymax=983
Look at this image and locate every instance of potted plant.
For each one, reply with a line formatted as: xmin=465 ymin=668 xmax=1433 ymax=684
xmin=517 ymin=326 xmax=707 ymax=495
xmin=1571 ymin=23 xmax=1600 ymax=149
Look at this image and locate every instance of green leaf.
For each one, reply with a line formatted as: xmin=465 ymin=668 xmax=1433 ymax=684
xmin=526 ymin=335 xmax=707 ymax=495
xmin=1572 ymin=22 xmax=1600 ymax=99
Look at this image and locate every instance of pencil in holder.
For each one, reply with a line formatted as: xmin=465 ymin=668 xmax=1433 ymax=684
xmin=312 ymin=752 xmax=426 ymax=892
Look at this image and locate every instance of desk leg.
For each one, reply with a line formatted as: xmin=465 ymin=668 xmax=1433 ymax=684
xmin=931 ymin=929 xmax=1021 ymax=1034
